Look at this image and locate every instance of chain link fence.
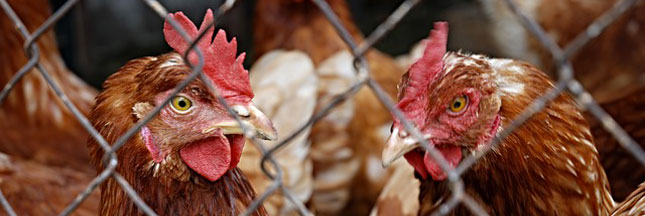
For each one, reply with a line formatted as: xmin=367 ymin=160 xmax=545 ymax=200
xmin=1 ymin=0 xmax=644 ymax=215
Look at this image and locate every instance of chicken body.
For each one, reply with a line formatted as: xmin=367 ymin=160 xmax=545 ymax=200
xmin=0 ymin=153 xmax=99 ymax=216
xmin=0 ymin=0 xmax=99 ymax=214
xmin=585 ymin=86 xmax=645 ymax=201
xmin=0 ymin=0 xmax=97 ymax=172
xmin=254 ymin=1 xmax=404 ymax=214
xmin=482 ymin=0 xmax=645 ymax=103
xmin=239 ymin=50 xmax=318 ymax=215
xmin=368 ymin=159 xmax=419 ymax=216
xmin=482 ymin=0 xmax=645 ymax=201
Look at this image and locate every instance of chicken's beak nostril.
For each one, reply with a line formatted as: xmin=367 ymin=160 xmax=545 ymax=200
xmin=382 ymin=127 xmax=421 ymax=167
xmin=243 ymin=104 xmax=278 ymax=141
xmin=399 ymin=130 xmax=408 ymax=138
xmin=232 ymin=105 xmax=250 ymax=118
xmin=202 ymin=104 xmax=277 ymax=141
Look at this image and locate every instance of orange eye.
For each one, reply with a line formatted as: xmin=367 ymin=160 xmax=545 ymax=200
xmin=449 ymin=95 xmax=468 ymax=113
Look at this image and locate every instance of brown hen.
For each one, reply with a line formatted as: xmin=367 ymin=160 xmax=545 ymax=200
xmin=87 ymin=10 xmax=274 ymax=215
xmin=381 ymin=22 xmax=645 ymax=215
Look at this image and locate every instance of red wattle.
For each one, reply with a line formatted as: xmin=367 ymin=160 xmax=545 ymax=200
xmin=404 ymin=151 xmax=428 ymax=180
xmin=180 ymin=135 xmax=231 ymax=182
xmin=423 ymin=145 xmax=462 ymax=181
xmin=228 ymin=135 xmax=245 ymax=169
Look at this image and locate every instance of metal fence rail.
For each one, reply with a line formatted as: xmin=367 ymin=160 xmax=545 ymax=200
xmin=0 ymin=0 xmax=643 ymax=215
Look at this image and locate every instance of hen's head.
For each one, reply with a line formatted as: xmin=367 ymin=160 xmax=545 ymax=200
xmin=382 ymin=22 xmax=525 ymax=181
xmin=89 ymin=10 xmax=276 ymax=183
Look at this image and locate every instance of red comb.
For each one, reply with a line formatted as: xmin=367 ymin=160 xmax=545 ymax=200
xmin=163 ymin=9 xmax=253 ymax=104
xmin=394 ymin=22 xmax=449 ymax=128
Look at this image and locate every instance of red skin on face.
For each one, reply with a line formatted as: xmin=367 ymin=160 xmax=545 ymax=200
xmin=392 ymin=23 xmax=500 ymax=181
xmin=142 ymin=10 xmax=256 ymax=182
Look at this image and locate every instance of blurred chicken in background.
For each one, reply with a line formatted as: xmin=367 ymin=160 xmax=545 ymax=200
xmin=0 ymin=152 xmax=99 ymax=215
xmin=0 ymin=0 xmax=99 ymax=214
xmin=240 ymin=50 xmax=318 ymax=215
xmin=0 ymin=0 xmax=96 ymax=172
xmin=482 ymin=0 xmax=645 ymax=103
xmin=482 ymin=0 xmax=645 ymax=201
xmin=254 ymin=0 xmax=405 ymax=214
xmin=585 ymin=86 xmax=645 ymax=201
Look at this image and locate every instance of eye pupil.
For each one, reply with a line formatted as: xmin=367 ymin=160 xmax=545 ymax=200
xmin=171 ymin=96 xmax=192 ymax=113
xmin=448 ymin=95 xmax=468 ymax=113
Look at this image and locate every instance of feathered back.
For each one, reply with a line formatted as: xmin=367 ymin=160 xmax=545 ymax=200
xmin=163 ymin=9 xmax=253 ymax=104
xmin=395 ymin=22 xmax=448 ymax=129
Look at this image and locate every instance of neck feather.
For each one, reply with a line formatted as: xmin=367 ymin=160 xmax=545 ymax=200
xmin=98 ymin=168 xmax=266 ymax=216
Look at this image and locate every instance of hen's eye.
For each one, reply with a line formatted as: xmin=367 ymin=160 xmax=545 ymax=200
xmin=170 ymin=96 xmax=193 ymax=113
xmin=448 ymin=95 xmax=468 ymax=113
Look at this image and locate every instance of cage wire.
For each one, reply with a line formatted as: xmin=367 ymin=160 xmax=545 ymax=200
xmin=0 ymin=0 xmax=644 ymax=215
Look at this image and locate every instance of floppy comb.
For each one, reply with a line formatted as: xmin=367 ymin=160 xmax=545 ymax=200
xmin=395 ymin=22 xmax=449 ymax=128
xmin=163 ymin=9 xmax=253 ymax=104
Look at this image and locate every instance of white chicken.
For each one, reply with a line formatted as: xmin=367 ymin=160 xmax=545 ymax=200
xmin=240 ymin=50 xmax=317 ymax=215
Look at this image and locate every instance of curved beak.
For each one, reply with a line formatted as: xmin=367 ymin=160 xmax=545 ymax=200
xmin=382 ymin=127 xmax=421 ymax=167
xmin=202 ymin=104 xmax=277 ymax=141
xmin=245 ymin=104 xmax=278 ymax=141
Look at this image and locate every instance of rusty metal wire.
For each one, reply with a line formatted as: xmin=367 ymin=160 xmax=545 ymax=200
xmin=0 ymin=0 xmax=643 ymax=215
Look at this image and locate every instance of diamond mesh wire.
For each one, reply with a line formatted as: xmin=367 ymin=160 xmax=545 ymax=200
xmin=0 ymin=0 xmax=643 ymax=215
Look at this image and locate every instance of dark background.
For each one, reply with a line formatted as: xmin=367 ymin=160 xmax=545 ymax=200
xmin=51 ymin=0 xmax=501 ymax=89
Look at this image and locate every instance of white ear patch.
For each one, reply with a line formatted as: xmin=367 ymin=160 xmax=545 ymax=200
xmin=133 ymin=102 xmax=154 ymax=119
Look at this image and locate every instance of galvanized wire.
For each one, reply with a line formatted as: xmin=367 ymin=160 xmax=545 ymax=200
xmin=0 ymin=0 xmax=643 ymax=215
xmin=0 ymin=190 xmax=16 ymax=216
